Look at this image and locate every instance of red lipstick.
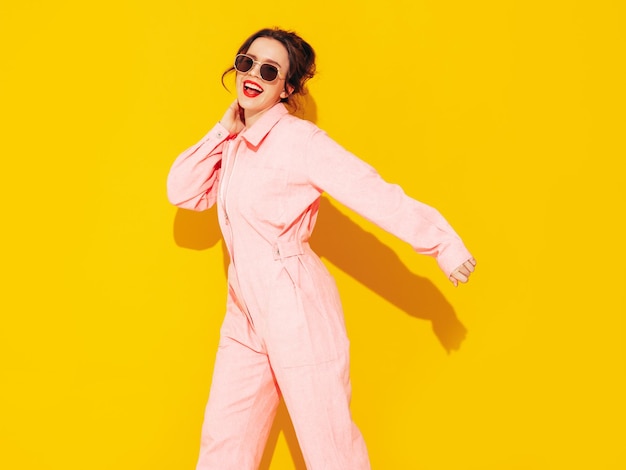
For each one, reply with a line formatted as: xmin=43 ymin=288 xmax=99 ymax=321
xmin=243 ymin=80 xmax=263 ymax=98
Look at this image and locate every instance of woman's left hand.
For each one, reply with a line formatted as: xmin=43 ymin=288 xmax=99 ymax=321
xmin=449 ymin=258 xmax=477 ymax=287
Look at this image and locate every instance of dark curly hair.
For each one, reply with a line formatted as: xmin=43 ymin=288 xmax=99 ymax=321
xmin=222 ymin=27 xmax=316 ymax=106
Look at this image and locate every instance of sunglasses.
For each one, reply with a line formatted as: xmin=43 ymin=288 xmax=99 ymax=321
xmin=234 ymin=54 xmax=284 ymax=83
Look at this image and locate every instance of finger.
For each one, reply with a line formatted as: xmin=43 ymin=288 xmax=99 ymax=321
xmin=455 ymin=265 xmax=471 ymax=277
xmin=463 ymin=262 xmax=475 ymax=274
xmin=228 ymin=100 xmax=241 ymax=115
xmin=451 ymin=271 xmax=469 ymax=284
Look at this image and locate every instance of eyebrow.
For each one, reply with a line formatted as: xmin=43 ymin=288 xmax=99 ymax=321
xmin=246 ymin=53 xmax=282 ymax=68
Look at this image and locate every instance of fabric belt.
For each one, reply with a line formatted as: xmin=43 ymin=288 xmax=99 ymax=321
xmin=273 ymin=240 xmax=307 ymax=260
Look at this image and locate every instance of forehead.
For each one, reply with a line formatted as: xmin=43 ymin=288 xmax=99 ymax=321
xmin=246 ymin=37 xmax=289 ymax=68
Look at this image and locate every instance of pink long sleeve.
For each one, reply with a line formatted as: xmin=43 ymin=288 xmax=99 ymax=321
xmin=167 ymin=123 xmax=230 ymax=211
xmin=303 ymin=129 xmax=472 ymax=278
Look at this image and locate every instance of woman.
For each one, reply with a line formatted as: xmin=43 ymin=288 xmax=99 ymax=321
xmin=167 ymin=27 xmax=476 ymax=470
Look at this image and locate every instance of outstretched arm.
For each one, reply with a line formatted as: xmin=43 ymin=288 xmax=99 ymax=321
xmin=304 ymin=129 xmax=476 ymax=282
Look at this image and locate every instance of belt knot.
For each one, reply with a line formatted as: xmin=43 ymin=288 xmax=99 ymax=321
xmin=273 ymin=240 xmax=308 ymax=260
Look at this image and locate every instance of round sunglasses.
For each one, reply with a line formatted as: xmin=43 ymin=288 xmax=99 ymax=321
xmin=234 ymin=54 xmax=284 ymax=83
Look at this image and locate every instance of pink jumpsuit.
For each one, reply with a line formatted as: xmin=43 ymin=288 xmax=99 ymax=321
xmin=167 ymin=103 xmax=472 ymax=469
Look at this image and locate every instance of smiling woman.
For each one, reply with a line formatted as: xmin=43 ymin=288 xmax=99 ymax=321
xmin=219 ymin=32 xmax=311 ymax=129
xmin=231 ymin=36 xmax=291 ymax=127
xmin=167 ymin=27 xmax=476 ymax=470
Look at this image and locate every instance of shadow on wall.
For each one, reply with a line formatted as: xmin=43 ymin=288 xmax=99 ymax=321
xmin=172 ymin=199 xmax=468 ymax=353
xmin=170 ymin=92 xmax=466 ymax=470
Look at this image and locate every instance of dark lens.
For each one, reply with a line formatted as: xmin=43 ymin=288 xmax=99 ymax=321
xmin=260 ymin=64 xmax=279 ymax=82
xmin=234 ymin=55 xmax=253 ymax=73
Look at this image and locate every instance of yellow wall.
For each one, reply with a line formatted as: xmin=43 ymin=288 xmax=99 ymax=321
xmin=1 ymin=1 xmax=624 ymax=469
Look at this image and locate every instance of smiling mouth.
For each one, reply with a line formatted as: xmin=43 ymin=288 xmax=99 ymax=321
xmin=243 ymin=80 xmax=263 ymax=98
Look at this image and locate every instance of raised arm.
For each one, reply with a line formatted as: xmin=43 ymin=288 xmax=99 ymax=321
xmin=167 ymin=101 xmax=246 ymax=211
xmin=167 ymin=123 xmax=230 ymax=211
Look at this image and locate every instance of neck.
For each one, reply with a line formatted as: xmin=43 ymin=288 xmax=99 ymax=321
xmin=244 ymin=102 xmax=282 ymax=129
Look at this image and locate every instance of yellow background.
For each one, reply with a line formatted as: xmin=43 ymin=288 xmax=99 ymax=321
xmin=1 ymin=1 xmax=624 ymax=469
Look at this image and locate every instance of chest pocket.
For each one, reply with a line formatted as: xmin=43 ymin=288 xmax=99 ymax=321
xmin=237 ymin=166 xmax=288 ymax=228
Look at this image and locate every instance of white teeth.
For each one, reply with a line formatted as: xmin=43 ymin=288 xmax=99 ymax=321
xmin=245 ymin=82 xmax=263 ymax=92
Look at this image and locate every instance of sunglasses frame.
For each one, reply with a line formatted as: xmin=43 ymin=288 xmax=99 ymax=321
xmin=234 ymin=54 xmax=285 ymax=83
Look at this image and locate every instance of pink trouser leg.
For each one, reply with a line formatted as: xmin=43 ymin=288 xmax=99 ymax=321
xmin=274 ymin=352 xmax=371 ymax=470
xmin=196 ymin=316 xmax=280 ymax=470
xmin=196 ymin=303 xmax=370 ymax=469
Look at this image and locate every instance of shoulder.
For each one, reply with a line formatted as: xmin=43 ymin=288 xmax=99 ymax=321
xmin=276 ymin=114 xmax=337 ymax=150
xmin=277 ymin=112 xmax=321 ymax=133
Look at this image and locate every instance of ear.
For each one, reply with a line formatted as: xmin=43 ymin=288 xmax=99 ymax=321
xmin=281 ymin=84 xmax=295 ymax=99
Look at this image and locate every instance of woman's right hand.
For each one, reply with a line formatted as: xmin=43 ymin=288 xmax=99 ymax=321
xmin=220 ymin=100 xmax=245 ymax=135
xmin=449 ymin=257 xmax=477 ymax=287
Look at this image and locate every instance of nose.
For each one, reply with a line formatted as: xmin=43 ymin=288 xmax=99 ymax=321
xmin=248 ymin=62 xmax=261 ymax=78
